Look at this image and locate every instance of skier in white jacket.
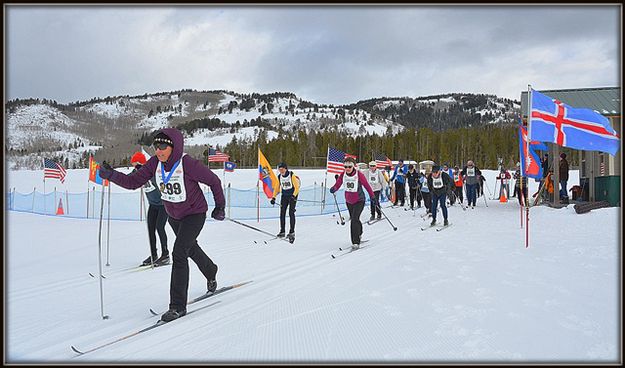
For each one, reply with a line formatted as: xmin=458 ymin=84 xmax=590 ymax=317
xmin=366 ymin=161 xmax=388 ymax=221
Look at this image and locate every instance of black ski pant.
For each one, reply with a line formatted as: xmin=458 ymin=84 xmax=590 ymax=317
xmin=395 ymin=182 xmax=406 ymax=206
xmin=370 ymin=191 xmax=381 ymax=217
xmin=280 ymin=196 xmax=297 ymax=233
xmin=421 ymin=192 xmax=432 ymax=213
xmin=147 ymin=204 xmax=169 ymax=258
xmin=431 ymin=192 xmax=448 ymax=222
xmin=347 ymin=200 xmax=365 ymax=245
xmin=168 ymin=213 xmax=217 ymax=312
xmin=409 ymin=187 xmax=418 ymax=208
xmin=454 ymin=186 xmax=463 ymax=203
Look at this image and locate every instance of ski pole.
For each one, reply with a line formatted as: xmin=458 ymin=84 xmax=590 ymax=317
xmin=226 ymin=217 xmax=290 ymax=242
xmin=332 ymin=192 xmax=345 ymax=225
xmin=376 ymin=203 xmax=397 ymax=231
xmin=96 ymin=185 xmax=109 ymax=320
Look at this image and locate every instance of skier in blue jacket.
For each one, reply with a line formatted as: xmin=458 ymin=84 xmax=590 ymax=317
xmin=390 ymin=159 xmax=408 ymax=206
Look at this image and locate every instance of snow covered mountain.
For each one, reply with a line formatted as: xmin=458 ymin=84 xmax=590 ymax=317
xmin=5 ymin=90 xmax=520 ymax=169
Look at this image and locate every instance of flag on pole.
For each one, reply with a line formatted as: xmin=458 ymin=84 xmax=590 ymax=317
xmin=44 ymin=158 xmax=67 ymax=183
xmin=327 ymin=146 xmax=357 ymax=174
xmin=224 ymin=161 xmax=236 ymax=172
xmin=89 ymin=156 xmax=109 ymax=186
xmin=529 ymin=89 xmax=620 ymax=155
xmin=258 ymin=149 xmax=279 ymax=199
xmin=519 ymin=121 xmax=548 ymax=179
xmin=374 ymin=152 xmax=392 ymax=169
xmin=208 ymin=147 xmax=230 ymax=162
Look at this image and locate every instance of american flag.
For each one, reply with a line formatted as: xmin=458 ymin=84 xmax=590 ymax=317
xmin=44 ymin=158 xmax=67 ymax=183
xmin=374 ymin=152 xmax=392 ymax=169
xmin=208 ymin=147 xmax=230 ymax=162
xmin=327 ymin=146 xmax=357 ymax=174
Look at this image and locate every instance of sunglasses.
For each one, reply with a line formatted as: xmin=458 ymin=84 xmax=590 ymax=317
xmin=344 ymin=164 xmax=354 ymax=169
xmin=153 ymin=142 xmax=170 ymax=150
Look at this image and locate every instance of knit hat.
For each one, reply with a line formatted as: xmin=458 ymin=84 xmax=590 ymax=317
xmin=131 ymin=151 xmax=146 ymax=165
xmin=432 ymin=165 xmax=440 ymax=172
xmin=277 ymin=162 xmax=288 ymax=169
xmin=153 ymin=131 xmax=174 ymax=148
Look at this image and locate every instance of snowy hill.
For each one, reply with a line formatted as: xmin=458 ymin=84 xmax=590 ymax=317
xmin=5 ymin=168 xmax=619 ymax=363
xmin=6 ymin=90 xmax=520 ymax=170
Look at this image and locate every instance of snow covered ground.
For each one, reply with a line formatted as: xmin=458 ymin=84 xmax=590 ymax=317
xmin=5 ymin=168 xmax=620 ymax=364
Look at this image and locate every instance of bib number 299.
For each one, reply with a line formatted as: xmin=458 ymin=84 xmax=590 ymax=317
xmin=160 ymin=182 xmax=182 ymax=195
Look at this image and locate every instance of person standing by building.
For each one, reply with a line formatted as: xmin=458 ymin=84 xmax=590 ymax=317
xmin=99 ymin=128 xmax=225 ymax=322
xmin=366 ymin=161 xmax=387 ymax=221
xmin=329 ymin=157 xmax=376 ymax=249
xmin=271 ymin=163 xmax=300 ymax=243
xmin=462 ymin=160 xmax=482 ymax=208
xmin=559 ymin=153 xmax=570 ymax=201
xmin=390 ymin=159 xmax=408 ymax=206
xmin=130 ymin=151 xmax=170 ymax=266
xmin=427 ymin=165 xmax=452 ymax=226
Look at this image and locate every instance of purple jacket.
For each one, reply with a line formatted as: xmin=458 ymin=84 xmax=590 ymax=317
xmin=107 ymin=128 xmax=225 ymax=220
xmin=331 ymin=170 xmax=375 ymax=205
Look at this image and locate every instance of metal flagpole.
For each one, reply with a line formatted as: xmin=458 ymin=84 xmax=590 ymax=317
xmin=519 ymin=124 xmax=524 ymax=229
xmin=43 ymin=158 xmax=46 ymax=214
xmin=525 ymin=85 xmax=533 ymax=248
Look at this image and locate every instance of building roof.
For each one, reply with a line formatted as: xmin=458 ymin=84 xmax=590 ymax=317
xmin=520 ymin=87 xmax=620 ymax=117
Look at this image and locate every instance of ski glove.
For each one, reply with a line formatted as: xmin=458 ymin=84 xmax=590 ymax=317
xmin=211 ymin=206 xmax=225 ymax=221
xmin=99 ymin=161 xmax=113 ymax=180
xmin=329 ymin=187 xmax=337 ymax=194
xmin=270 ymin=198 xmax=276 ymax=205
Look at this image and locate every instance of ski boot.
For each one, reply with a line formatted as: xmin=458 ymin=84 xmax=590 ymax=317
xmin=287 ymin=231 xmax=295 ymax=244
xmin=444 ymin=219 xmax=449 ymax=226
xmin=207 ymin=264 xmax=218 ymax=293
xmin=430 ymin=219 xmax=436 ymax=226
xmin=161 ymin=308 xmax=186 ymax=322
xmin=155 ymin=253 xmax=170 ymax=266
xmin=141 ymin=255 xmax=157 ymax=267
xmin=276 ymin=231 xmax=286 ymax=238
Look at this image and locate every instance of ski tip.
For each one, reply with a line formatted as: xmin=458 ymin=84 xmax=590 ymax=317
xmin=149 ymin=308 xmax=159 ymax=316
xmin=71 ymin=345 xmax=84 ymax=355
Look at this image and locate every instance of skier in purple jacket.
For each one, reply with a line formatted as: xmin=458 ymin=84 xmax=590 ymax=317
xmin=329 ymin=156 xmax=377 ymax=249
xmin=99 ymin=128 xmax=225 ymax=322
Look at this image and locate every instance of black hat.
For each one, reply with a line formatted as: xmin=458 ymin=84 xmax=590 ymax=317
xmin=153 ymin=132 xmax=174 ymax=147
xmin=278 ymin=162 xmax=288 ymax=169
xmin=432 ymin=165 xmax=440 ymax=172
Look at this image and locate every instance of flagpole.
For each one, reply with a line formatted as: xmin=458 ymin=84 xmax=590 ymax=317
xmin=322 ymin=144 xmax=329 ymax=212
xmin=525 ymin=85 xmax=533 ymax=248
xmin=519 ymin=124 xmax=524 ymax=229
xmin=106 ymin=182 xmax=111 ymax=266
xmin=257 ymin=148 xmax=260 ymax=223
xmin=43 ymin=158 xmax=46 ymax=214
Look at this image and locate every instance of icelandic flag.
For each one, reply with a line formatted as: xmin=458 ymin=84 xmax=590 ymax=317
xmin=529 ymin=89 xmax=620 ymax=156
xmin=224 ymin=161 xmax=236 ymax=172
xmin=519 ymin=120 xmax=548 ymax=179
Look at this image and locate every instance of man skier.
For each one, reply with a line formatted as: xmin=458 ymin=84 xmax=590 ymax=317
xmin=271 ymin=162 xmax=300 ymax=243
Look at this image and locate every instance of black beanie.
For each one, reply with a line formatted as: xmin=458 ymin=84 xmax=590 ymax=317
xmin=153 ymin=132 xmax=174 ymax=147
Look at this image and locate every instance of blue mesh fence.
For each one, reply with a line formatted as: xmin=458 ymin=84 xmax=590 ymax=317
xmin=7 ymin=185 xmax=391 ymax=221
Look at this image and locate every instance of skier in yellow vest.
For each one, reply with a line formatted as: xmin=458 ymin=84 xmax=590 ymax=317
xmin=271 ymin=163 xmax=301 ymax=243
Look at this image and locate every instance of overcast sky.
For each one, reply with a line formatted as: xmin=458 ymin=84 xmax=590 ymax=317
xmin=6 ymin=5 xmax=621 ymax=105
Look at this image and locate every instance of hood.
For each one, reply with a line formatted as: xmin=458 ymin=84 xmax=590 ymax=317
xmin=159 ymin=128 xmax=184 ymax=171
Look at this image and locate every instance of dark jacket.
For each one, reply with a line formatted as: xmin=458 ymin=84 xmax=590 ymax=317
xmin=406 ymin=170 xmax=421 ymax=189
xmin=427 ymin=171 xmax=452 ymax=196
xmin=131 ymin=165 xmax=163 ymax=206
xmin=107 ymin=128 xmax=225 ymax=220
xmin=513 ymin=171 xmax=528 ymax=188
xmin=559 ymin=158 xmax=569 ymax=181
xmin=461 ymin=165 xmax=482 ymax=185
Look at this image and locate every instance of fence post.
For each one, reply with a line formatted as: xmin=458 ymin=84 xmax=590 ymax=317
xmin=92 ymin=187 xmax=96 ymax=218
xmin=54 ymin=187 xmax=57 ymax=215
xmin=11 ymin=187 xmax=15 ymax=210
xmin=31 ymin=187 xmax=36 ymax=212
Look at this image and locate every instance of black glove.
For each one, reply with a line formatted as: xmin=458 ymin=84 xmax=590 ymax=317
xmin=270 ymin=198 xmax=276 ymax=205
xmin=329 ymin=187 xmax=336 ymax=194
xmin=211 ymin=206 xmax=225 ymax=221
xmin=99 ymin=161 xmax=113 ymax=180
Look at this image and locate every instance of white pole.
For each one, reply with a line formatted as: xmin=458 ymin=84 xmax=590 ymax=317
xmin=96 ymin=182 xmax=109 ymax=320
xmin=525 ymin=85 xmax=533 ymax=248
xmin=66 ymin=189 xmax=69 ymax=215
xmin=227 ymin=183 xmax=231 ymax=219
xmin=106 ymin=184 xmax=111 ymax=266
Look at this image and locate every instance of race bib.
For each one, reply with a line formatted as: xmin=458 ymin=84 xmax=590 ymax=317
xmin=280 ymin=174 xmax=293 ymax=190
xmin=369 ymin=172 xmax=377 ymax=183
xmin=143 ymin=178 xmax=157 ymax=193
xmin=432 ymin=176 xmax=444 ymax=189
xmin=344 ymin=174 xmax=359 ymax=193
xmin=467 ymin=167 xmax=475 ymax=176
xmin=454 ymin=174 xmax=460 ymax=182
xmin=155 ymin=155 xmax=187 ymax=203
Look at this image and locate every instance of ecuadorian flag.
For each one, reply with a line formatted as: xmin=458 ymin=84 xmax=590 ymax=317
xmin=258 ymin=148 xmax=279 ymax=199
